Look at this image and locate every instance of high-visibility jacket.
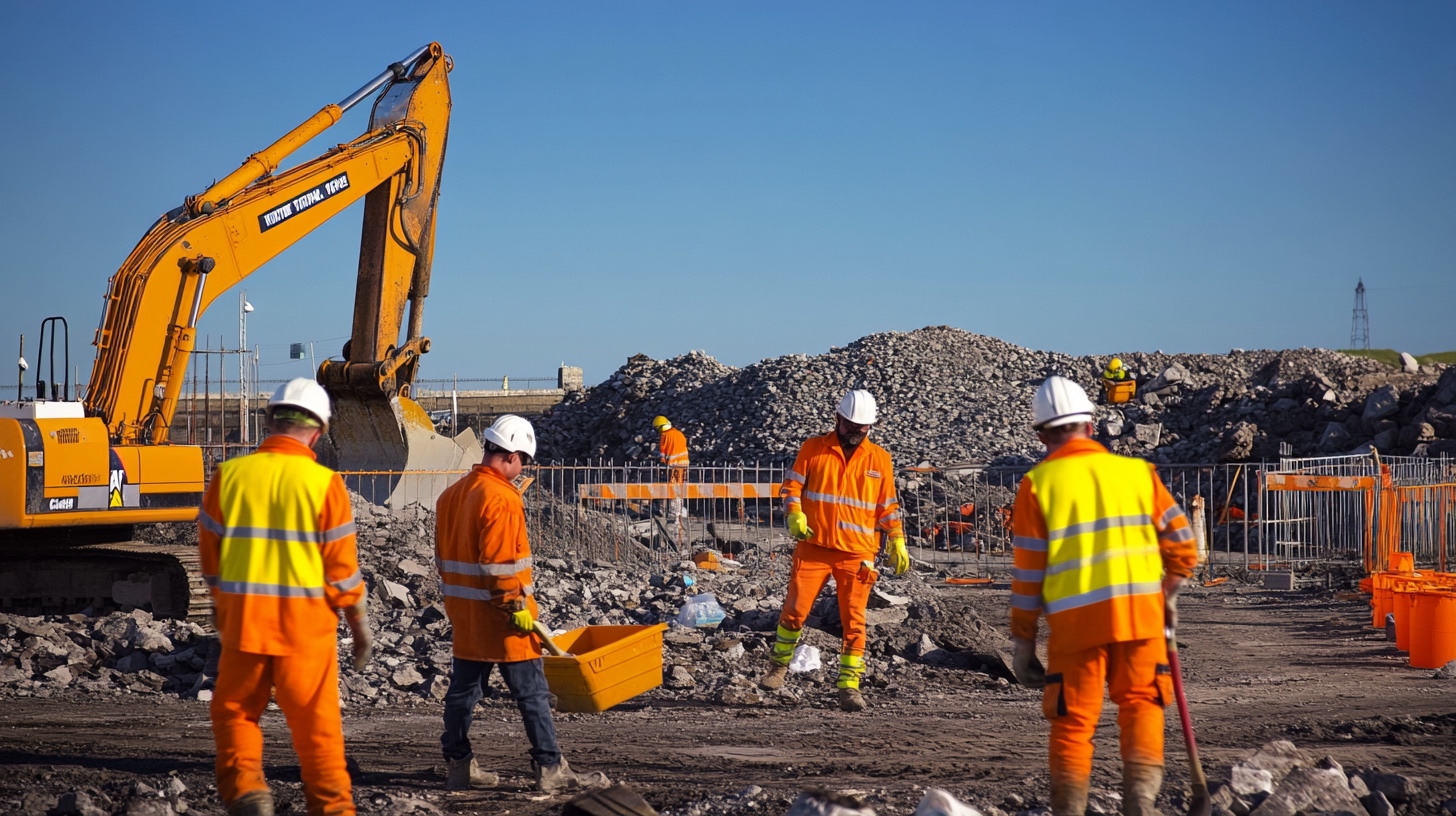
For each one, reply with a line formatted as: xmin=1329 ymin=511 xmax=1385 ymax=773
xmin=435 ymin=464 xmax=540 ymax=663
xmin=658 ymin=428 xmax=689 ymax=469
xmin=198 ymin=435 xmax=364 ymax=656
xmin=1011 ymin=438 xmax=1197 ymax=656
xmin=780 ymin=431 xmax=903 ymax=556
xmin=1102 ymin=367 xmax=1127 ymax=381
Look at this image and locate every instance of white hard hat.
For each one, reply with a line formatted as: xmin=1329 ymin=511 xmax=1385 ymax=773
xmin=1032 ymin=376 xmax=1095 ymax=430
xmin=483 ymin=414 xmax=537 ymax=460
xmin=836 ymin=389 xmax=878 ymax=425
xmin=267 ymin=378 xmax=331 ymax=426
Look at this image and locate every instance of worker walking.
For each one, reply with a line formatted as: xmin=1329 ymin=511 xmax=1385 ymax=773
xmin=760 ymin=389 xmax=909 ymax=712
xmin=653 ymin=415 xmax=689 ymax=519
xmin=1009 ymin=376 xmax=1198 ymax=816
xmin=198 ymin=378 xmax=372 ymax=816
xmin=435 ymin=415 xmax=608 ymax=794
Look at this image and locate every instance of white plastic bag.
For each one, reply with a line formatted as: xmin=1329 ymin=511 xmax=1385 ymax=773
xmin=788 ymin=644 xmax=821 ymax=673
xmin=675 ymin=593 xmax=727 ymax=629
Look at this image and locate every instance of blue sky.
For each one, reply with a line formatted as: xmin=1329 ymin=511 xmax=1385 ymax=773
xmin=1 ymin=3 xmax=1452 ymax=393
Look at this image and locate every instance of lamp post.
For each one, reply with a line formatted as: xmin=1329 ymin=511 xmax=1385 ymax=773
xmin=240 ymin=293 xmax=254 ymax=444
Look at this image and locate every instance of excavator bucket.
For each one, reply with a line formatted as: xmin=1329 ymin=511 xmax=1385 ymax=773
xmin=322 ymin=390 xmax=480 ymax=508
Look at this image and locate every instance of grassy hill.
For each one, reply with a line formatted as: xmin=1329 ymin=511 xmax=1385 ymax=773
xmin=1339 ymin=349 xmax=1456 ymax=368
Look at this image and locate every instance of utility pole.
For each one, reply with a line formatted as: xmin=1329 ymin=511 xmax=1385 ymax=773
xmin=239 ymin=292 xmax=254 ymax=444
xmin=1350 ymin=278 xmax=1369 ymax=350
xmin=17 ymin=334 xmax=26 ymax=401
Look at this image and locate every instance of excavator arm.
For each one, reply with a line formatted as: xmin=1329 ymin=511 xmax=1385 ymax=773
xmin=85 ymin=43 xmax=455 ymax=475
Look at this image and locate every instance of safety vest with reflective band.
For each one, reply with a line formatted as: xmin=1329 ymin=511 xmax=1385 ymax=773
xmin=1010 ymin=438 xmax=1197 ymax=656
xmin=780 ymin=431 xmax=903 ymax=556
xmin=435 ymin=464 xmax=541 ymax=663
xmin=658 ymin=428 xmax=689 ymax=468
xmin=1102 ymin=368 xmax=1127 ymax=381
xmin=197 ymin=435 xmax=364 ymax=656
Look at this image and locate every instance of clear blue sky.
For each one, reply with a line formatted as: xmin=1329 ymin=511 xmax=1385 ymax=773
xmin=2 ymin=2 xmax=1452 ymax=393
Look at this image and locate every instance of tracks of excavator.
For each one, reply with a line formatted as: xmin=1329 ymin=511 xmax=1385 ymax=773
xmin=0 ymin=527 xmax=211 ymax=624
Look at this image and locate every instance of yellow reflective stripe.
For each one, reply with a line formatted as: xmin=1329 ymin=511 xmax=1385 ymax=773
xmin=217 ymin=581 xmax=325 ymax=598
xmin=1044 ymin=581 xmax=1162 ymax=615
xmin=441 ymin=582 xmax=535 ymax=602
xmin=1047 ymin=514 xmax=1152 ymax=543
xmin=198 ymin=512 xmax=224 ymax=536
xmin=1045 ymin=544 xmax=1162 ymax=577
xmin=436 ymin=557 xmax=533 ymax=577
xmin=320 ymin=521 xmax=356 ymax=543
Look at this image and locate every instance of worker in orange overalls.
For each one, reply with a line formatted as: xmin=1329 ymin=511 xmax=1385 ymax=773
xmin=653 ymin=415 xmax=689 ymax=520
xmin=435 ymin=415 xmax=608 ymax=794
xmin=198 ymin=378 xmax=372 ymax=816
xmin=1009 ymin=376 xmax=1198 ymax=816
xmin=760 ymin=389 xmax=908 ymax=712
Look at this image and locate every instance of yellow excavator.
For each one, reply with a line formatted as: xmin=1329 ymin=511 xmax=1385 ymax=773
xmin=0 ymin=43 xmax=468 ymax=619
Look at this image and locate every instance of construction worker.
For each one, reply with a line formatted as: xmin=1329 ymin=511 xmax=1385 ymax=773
xmin=198 ymin=378 xmax=372 ymax=816
xmin=435 ymin=415 xmax=608 ymax=794
xmin=760 ymin=389 xmax=908 ymax=712
xmin=1009 ymin=376 xmax=1198 ymax=816
xmin=653 ymin=415 xmax=689 ymax=519
xmin=1102 ymin=357 xmax=1129 ymax=382
xmin=1101 ymin=357 xmax=1138 ymax=405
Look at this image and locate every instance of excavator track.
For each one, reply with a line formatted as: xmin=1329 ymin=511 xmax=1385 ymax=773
xmin=0 ymin=528 xmax=209 ymax=623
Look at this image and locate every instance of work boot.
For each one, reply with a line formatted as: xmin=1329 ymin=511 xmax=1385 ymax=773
xmin=226 ymin=790 xmax=275 ymax=816
xmin=1121 ymin=762 xmax=1164 ymax=816
xmin=534 ymin=758 xmax=609 ymax=795
xmin=1049 ymin=779 xmax=1089 ymax=816
xmin=759 ymin=664 xmax=789 ymax=691
xmin=837 ymin=687 xmax=867 ymax=712
xmin=446 ymin=756 xmax=499 ymax=791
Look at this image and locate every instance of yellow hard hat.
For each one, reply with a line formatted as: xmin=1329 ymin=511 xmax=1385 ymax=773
xmin=1109 ymin=357 xmax=1124 ymax=370
xmin=652 ymin=416 xmax=671 ymax=431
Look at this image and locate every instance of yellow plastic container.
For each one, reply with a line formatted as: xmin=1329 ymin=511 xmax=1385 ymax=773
xmin=542 ymin=623 xmax=668 ymax=713
xmin=1103 ymin=379 xmax=1136 ymax=405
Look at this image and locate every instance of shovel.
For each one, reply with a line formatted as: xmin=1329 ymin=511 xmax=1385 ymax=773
xmin=533 ymin=621 xmax=572 ymax=657
xmin=1167 ymin=626 xmax=1211 ymax=816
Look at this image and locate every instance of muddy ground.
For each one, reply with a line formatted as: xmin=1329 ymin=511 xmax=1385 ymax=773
xmin=2 ymin=586 xmax=1453 ymax=815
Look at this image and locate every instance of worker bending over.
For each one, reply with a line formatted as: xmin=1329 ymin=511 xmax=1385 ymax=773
xmin=1101 ymin=357 xmax=1129 ymax=383
xmin=761 ymin=390 xmax=908 ymax=712
xmin=435 ymin=415 xmax=608 ymax=794
xmin=199 ymin=378 xmax=372 ymax=816
xmin=653 ymin=415 xmax=689 ymax=519
xmin=1009 ymin=376 xmax=1198 ymax=816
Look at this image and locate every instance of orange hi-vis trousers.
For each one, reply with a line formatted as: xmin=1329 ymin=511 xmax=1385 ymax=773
xmin=211 ymin=647 xmax=354 ymax=816
xmin=777 ymin=542 xmax=878 ymax=657
xmin=1042 ymin=637 xmax=1173 ymax=785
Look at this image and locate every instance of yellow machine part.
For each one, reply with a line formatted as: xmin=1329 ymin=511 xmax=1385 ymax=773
xmin=0 ymin=416 xmax=202 ymax=529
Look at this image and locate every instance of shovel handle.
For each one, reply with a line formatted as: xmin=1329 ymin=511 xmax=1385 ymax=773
xmin=1167 ymin=627 xmax=1213 ymax=816
xmin=532 ymin=621 xmax=569 ymax=657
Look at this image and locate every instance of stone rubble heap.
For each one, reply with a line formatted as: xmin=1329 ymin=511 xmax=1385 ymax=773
xmin=0 ymin=499 xmax=1013 ymax=708
xmin=1205 ymin=738 xmax=1452 ymax=816
xmin=535 ymin=326 xmax=1454 ymax=466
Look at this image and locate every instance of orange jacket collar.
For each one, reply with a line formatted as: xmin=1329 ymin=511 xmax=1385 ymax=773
xmin=1044 ymin=437 xmax=1108 ymax=462
xmin=256 ymin=434 xmax=319 ymax=461
xmin=472 ymin=463 xmax=523 ymax=495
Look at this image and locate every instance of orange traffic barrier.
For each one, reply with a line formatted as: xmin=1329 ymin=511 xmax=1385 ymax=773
xmin=1410 ymin=590 xmax=1456 ymax=670
xmin=945 ymin=577 xmax=993 ymax=586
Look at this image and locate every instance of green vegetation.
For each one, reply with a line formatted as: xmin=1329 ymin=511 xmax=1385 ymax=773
xmin=1338 ymin=349 xmax=1456 ymax=368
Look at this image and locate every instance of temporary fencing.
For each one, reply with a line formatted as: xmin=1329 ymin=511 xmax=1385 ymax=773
xmin=185 ymin=447 xmax=1451 ymax=582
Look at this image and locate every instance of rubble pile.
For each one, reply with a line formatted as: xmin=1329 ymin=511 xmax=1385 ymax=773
xmin=1205 ymin=738 xmax=1454 ymax=816
xmin=0 ymin=502 xmax=1013 ymax=707
xmin=535 ymin=327 xmax=1454 ymax=466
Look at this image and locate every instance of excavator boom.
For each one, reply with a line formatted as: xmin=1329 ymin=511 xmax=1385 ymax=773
xmin=1 ymin=43 xmax=470 ymax=619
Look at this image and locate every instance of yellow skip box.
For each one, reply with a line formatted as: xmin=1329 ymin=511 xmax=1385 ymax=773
xmin=542 ymin=623 xmax=669 ymax=713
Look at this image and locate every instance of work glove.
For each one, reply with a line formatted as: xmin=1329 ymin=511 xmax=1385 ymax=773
xmin=1162 ymin=574 xmax=1187 ymax=632
xmin=787 ymin=510 xmax=813 ymax=541
xmin=343 ymin=599 xmax=373 ymax=672
xmin=1012 ymin=637 xmax=1046 ymax=689
xmin=510 ymin=608 xmax=536 ymax=633
xmin=889 ymin=535 xmax=911 ymax=576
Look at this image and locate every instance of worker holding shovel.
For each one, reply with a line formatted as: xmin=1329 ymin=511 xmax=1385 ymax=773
xmin=434 ymin=415 xmax=609 ymax=795
xmin=1009 ymin=377 xmax=1199 ymax=816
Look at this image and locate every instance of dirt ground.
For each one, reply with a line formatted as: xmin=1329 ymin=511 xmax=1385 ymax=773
xmin=2 ymin=585 xmax=1454 ymax=815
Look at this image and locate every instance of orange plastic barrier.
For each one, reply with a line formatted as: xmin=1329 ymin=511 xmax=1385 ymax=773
xmin=1393 ymin=586 xmax=1419 ymax=652
xmin=1372 ymin=573 xmax=1395 ymax=629
xmin=1410 ymin=590 xmax=1456 ymax=670
xmin=1390 ymin=552 xmax=1414 ymax=574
